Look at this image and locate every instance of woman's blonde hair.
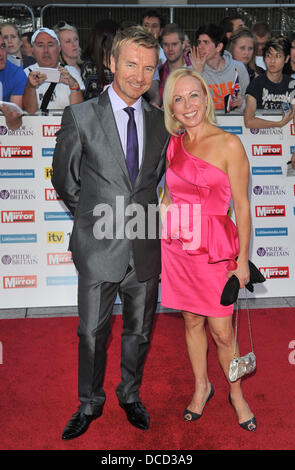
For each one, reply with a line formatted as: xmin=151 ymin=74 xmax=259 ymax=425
xmin=163 ymin=68 xmax=216 ymax=136
xmin=53 ymin=22 xmax=82 ymax=64
xmin=227 ymin=28 xmax=256 ymax=71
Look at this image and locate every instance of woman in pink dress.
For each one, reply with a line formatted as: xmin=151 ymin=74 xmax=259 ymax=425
xmin=160 ymin=68 xmax=256 ymax=431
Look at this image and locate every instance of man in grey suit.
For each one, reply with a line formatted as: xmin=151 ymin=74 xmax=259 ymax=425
xmin=52 ymin=26 xmax=168 ymax=440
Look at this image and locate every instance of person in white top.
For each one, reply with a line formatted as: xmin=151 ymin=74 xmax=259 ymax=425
xmin=22 ymin=27 xmax=84 ymax=113
xmin=251 ymin=22 xmax=271 ymax=71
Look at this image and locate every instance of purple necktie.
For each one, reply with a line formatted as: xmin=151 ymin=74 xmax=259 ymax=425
xmin=124 ymin=107 xmax=139 ymax=185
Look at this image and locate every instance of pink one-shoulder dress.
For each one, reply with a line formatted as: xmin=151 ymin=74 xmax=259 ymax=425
xmin=161 ymin=134 xmax=239 ymax=317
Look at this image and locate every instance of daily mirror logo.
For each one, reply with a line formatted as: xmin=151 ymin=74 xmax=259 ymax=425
xmin=259 ymin=267 xmax=289 ymax=279
xmin=42 ymin=125 xmax=60 ymax=137
xmin=47 ymin=252 xmax=73 ymax=265
xmin=3 ymin=275 xmax=37 ymax=289
xmin=0 ymin=146 xmax=33 ymax=158
xmin=255 ymin=205 xmax=286 ymax=217
xmin=252 ymin=145 xmax=282 ymax=156
xmin=1 ymin=210 xmax=35 ymax=223
xmin=45 ymin=188 xmax=61 ymax=201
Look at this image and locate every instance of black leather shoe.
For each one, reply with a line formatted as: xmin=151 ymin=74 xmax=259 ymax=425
xmin=119 ymin=401 xmax=149 ymax=430
xmin=62 ymin=408 xmax=103 ymax=440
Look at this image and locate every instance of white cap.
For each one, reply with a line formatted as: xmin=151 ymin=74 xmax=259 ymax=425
xmin=31 ymin=28 xmax=60 ymax=46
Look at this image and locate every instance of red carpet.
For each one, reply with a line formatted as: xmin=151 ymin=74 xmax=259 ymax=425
xmin=0 ymin=308 xmax=295 ymax=450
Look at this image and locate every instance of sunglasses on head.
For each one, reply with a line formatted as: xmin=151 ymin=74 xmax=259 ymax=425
xmin=57 ymin=21 xmax=75 ymax=28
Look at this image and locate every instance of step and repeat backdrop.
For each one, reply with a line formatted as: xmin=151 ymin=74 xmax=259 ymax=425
xmin=0 ymin=113 xmax=294 ymax=308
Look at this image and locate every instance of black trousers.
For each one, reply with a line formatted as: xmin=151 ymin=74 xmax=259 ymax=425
xmin=76 ymin=254 xmax=159 ymax=416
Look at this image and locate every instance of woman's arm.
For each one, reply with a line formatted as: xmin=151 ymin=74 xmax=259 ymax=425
xmin=225 ymin=134 xmax=251 ymax=288
xmin=159 ymin=160 xmax=172 ymax=225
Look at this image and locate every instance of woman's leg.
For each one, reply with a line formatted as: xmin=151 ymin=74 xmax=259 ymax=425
xmin=207 ymin=315 xmax=254 ymax=424
xmin=182 ymin=311 xmax=212 ymax=414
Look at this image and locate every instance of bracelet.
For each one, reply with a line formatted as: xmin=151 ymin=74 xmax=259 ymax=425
xmin=70 ymin=85 xmax=80 ymax=91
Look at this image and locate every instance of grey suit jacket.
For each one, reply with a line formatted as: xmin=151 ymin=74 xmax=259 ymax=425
xmin=52 ymin=91 xmax=169 ymax=282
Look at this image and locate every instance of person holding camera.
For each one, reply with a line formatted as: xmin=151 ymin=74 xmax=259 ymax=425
xmin=22 ymin=27 xmax=84 ymax=113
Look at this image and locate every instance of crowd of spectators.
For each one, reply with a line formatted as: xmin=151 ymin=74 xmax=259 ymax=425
xmin=0 ymin=9 xmax=295 ymax=167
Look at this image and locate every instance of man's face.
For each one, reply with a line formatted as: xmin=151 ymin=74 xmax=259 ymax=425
xmin=32 ymin=32 xmax=60 ymax=68
xmin=197 ymin=34 xmax=222 ymax=62
xmin=264 ymin=47 xmax=288 ymax=74
xmin=142 ymin=16 xmax=162 ymax=40
xmin=255 ymin=33 xmax=271 ymax=56
xmin=110 ymin=42 xmax=157 ymax=106
xmin=0 ymin=35 xmax=7 ymax=71
xmin=21 ymin=36 xmax=33 ymax=56
xmin=162 ymin=33 xmax=184 ymax=64
xmin=231 ymin=18 xmax=246 ymax=32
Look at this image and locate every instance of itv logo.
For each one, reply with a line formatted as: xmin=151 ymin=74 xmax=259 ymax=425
xmin=47 ymin=232 xmax=64 ymax=243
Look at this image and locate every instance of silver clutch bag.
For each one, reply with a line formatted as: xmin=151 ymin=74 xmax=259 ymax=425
xmin=229 ymin=352 xmax=256 ymax=382
xmin=229 ymin=294 xmax=256 ymax=383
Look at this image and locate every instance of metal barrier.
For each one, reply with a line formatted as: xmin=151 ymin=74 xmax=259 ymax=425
xmin=1 ymin=3 xmax=295 ymax=45
xmin=39 ymin=3 xmax=295 ymax=49
xmin=0 ymin=3 xmax=36 ymax=32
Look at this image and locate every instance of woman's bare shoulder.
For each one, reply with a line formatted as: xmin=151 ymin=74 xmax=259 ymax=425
xmin=210 ymin=126 xmax=243 ymax=149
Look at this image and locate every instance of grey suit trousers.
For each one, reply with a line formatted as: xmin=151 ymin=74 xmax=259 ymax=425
xmin=77 ymin=251 xmax=159 ymax=415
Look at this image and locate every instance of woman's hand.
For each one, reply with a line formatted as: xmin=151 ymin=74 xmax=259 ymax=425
xmin=227 ymin=258 xmax=250 ymax=289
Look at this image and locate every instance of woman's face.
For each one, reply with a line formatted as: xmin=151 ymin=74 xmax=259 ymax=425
xmin=59 ymin=29 xmax=80 ymax=60
xmin=232 ymin=37 xmax=254 ymax=65
xmin=1 ymin=25 xmax=22 ymax=55
xmin=172 ymin=75 xmax=208 ymax=129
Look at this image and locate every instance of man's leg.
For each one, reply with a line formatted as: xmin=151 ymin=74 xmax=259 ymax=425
xmin=62 ymin=274 xmax=119 ymax=440
xmin=115 ymin=253 xmax=159 ymax=429
xmin=77 ymin=274 xmax=120 ymax=414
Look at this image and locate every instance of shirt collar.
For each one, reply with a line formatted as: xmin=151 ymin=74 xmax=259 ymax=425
xmin=108 ymin=83 xmax=142 ymax=112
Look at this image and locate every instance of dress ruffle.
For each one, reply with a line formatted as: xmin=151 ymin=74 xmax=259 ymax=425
xmin=162 ymin=205 xmax=239 ymax=263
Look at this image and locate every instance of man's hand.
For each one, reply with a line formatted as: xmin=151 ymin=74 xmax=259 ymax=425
xmin=58 ymin=65 xmax=79 ymax=90
xmin=27 ymin=70 xmax=47 ymax=89
xmin=190 ymin=46 xmax=207 ymax=73
xmin=231 ymin=94 xmax=243 ymax=109
xmin=0 ymin=103 xmax=22 ymax=117
xmin=279 ymin=108 xmax=293 ymax=128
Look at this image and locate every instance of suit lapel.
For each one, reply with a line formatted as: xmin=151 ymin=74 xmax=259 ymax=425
xmin=135 ymin=100 xmax=153 ymax=187
xmin=93 ymin=91 xmax=132 ymax=185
